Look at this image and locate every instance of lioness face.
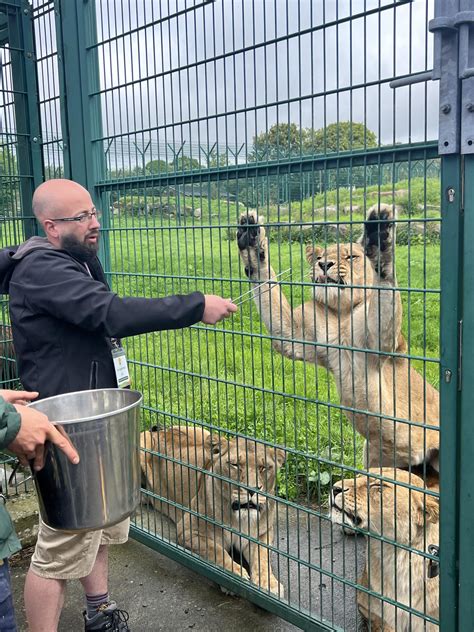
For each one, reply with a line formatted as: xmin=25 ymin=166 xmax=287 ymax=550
xmin=330 ymin=468 xmax=439 ymax=544
xmin=306 ymin=243 xmax=374 ymax=311
xmin=208 ymin=437 xmax=285 ymax=513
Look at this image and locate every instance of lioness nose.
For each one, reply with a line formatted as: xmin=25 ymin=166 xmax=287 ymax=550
xmin=319 ymin=261 xmax=334 ymax=273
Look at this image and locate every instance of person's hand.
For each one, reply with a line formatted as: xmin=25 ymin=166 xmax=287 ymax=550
xmin=202 ymin=295 xmax=238 ymax=325
xmin=8 ymin=405 xmax=80 ymax=471
xmin=0 ymin=389 xmax=39 ymax=406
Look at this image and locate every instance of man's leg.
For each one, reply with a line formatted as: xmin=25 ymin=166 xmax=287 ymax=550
xmin=80 ymin=544 xmax=108 ymax=595
xmin=24 ymin=571 xmax=66 ymax=632
xmin=80 ymin=542 xmax=130 ymax=631
xmin=26 ymin=518 xmax=102 ymax=632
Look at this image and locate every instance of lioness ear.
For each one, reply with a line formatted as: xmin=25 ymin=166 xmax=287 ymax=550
xmin=204 ymin=433 xmax=229 ymax=456
xmin=275 ymin=449 xmax=286 ymax=468
xmin=140 ymin=430 xmax=156 ymax=452
xmin=306 ymin=245 xmax=323 ymax=265
xmin=425 ymin=496 xmax=440 ymax=524
xmin=205 ymin=434 xmax=221 ymax=455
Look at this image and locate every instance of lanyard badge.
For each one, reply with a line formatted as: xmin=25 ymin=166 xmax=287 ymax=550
xmin=110 ymin=338 xmax=131 ymax=388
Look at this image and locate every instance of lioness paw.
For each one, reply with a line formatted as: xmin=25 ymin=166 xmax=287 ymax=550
xmin=361 ymin=203 xmax=397 ymax=279
xmin=269 ymin=577 xmax=285 ymax=598
xmin=237 ymin=210 xmax=267 ymax=278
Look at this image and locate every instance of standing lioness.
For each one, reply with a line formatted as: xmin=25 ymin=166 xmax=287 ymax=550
xmin=236 ymin=205 xmax=439 ymax=469
xmin=140 ymin=425 xmax=285 ymax=595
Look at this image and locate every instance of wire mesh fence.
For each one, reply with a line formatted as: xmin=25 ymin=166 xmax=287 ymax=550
xmin=0 ymin=0 xmax=445 ymax=630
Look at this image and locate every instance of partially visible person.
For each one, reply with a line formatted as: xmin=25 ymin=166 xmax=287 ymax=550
xmin=0 ymin=388 xmax=79 ymax=632
xmin=0 ymin=179 xmax=238 ymax=632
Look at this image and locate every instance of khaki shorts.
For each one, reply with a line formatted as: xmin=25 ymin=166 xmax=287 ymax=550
xmin=30 ymin=517 xmax=130 ymax=580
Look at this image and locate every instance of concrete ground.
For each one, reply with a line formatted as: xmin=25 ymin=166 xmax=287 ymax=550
xmin=10 ymin=504 xmax=366 ymax=632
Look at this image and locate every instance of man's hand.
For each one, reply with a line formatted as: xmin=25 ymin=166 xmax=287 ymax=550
xmin=1 ymin=390 xmax=39 ymax=406
xmin=8 ymin=405 xmax=80 ymax=471
xmin=202 ymin=295 xmax=238 ymax=325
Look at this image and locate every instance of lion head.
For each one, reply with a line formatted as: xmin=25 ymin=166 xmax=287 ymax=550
xmin=330 ymin=468 xmax=439 ymax=545
xmin=205 ymin=434 xmax=285 ymax=513
xmin=306 ymin=242 xmax=374 ymax=311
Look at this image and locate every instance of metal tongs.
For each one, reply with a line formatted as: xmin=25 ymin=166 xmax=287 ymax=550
xmin=231 ymin=267 xmax=292 ymax=306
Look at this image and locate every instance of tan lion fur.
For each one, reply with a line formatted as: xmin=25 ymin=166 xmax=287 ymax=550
xmin=236 ymin=204 xmax=439 ymax=469
xmin=331 ymin=468 xmax=439 ymax=631
xmin=140 ymin=425 xmax=285 ymax=595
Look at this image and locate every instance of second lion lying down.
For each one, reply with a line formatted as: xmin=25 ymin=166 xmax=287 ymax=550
xmin=140 ymin=425 xmax=285 ymax=595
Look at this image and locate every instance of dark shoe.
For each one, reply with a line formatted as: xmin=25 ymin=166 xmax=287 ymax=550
xmin=83 ymin=601 xmax=130 ymax=631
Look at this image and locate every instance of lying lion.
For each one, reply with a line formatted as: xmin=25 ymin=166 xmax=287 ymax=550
xmin=330 ymin=468 xmax=439 ymax=631
xmin=140 ymin=425 xmax=285 ymax=596
xmin=236 ymin=204 xmax=439 ymax=470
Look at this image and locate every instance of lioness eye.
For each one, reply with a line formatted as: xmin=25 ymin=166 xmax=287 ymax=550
xmin=346 ymin=255 xmax=359 ymax=260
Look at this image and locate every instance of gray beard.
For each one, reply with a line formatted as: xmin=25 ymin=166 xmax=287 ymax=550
xmin=60 ymin=234 xmax=99 ymax=263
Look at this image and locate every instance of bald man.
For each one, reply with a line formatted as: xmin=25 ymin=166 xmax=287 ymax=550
xmin=0 ymin=179 xmax=237 ymax=632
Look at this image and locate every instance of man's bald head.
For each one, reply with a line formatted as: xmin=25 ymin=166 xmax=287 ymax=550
xmin=32 ymin=179 xmax=93 ymax=223
xmin=32 ymin=179 xmax=100 ymax=258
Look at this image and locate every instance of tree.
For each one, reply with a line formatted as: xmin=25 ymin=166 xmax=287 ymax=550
xmin=252 ymin=123 xmax=303 ymax=160
xmin=251 ymin=121 xmax=377 ymax=161
xmin=172 ymin=156 xmax=202 ymax=171
xmin=145 ymin=159 xmax=169 ymax=174
xmin=304 ymin=122 xmax=377 ymax=154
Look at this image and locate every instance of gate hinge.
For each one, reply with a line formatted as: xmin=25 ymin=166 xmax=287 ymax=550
xmin=458 ymin=319 xmax=463 ymax=391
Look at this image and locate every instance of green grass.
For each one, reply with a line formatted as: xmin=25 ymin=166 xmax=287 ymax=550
xmin=108 ymin=213 xmax=440 ymax=501
xmin=0 ymin=204 xmax=440 ymax=501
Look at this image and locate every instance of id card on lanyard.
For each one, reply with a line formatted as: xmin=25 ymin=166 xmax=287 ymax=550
xmin=110 ymin=338 xmax=131 ymax=388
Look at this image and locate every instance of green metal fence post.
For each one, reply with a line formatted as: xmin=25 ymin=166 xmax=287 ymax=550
xmin=55 ymin=0 xmax=110 ymax=274
xmin=457 ymin=154 xmax=474 ymax=632
xmin=5 ymin=1 xmax=43 ymax=238
xmin=439 ymin=155 xmax=462 ymax=632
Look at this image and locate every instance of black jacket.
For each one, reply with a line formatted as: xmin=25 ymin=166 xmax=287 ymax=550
xmin=0 ymin=238 xmax=205 ymax=398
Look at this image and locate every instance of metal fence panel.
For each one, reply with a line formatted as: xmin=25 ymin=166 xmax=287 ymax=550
xmin=1 ymin=0 xmax=462 ymax=629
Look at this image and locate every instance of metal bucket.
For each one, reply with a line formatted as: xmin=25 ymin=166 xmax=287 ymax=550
xmin=28 ymin=388 xmax=143 ymax=532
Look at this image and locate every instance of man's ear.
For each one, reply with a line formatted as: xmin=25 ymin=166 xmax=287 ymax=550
xmin=306 ymin=245 xmax=323 ymax=265
xmin=43 ymin=219 xmax=59 ymax=241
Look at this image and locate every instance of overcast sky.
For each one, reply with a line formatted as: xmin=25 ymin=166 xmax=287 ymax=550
xmin=2 ymin=0 xmax=438 ymax=170
xmin=95 ymin=0 xmax=437 ymax=169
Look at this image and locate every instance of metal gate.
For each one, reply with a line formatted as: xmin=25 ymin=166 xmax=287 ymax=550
xmin=1 ymin=0 xmax=473 ymax=630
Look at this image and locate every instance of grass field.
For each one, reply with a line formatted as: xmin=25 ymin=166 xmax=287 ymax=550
xmin=108 ymin=208 xmax=440 ymax=501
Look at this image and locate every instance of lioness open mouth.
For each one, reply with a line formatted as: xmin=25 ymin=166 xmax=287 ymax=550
xmin=332 ymin=504 xmax=362 ymax=527
xmin=232 ymin=500 xmax=262 ymax=512
xmin=314 ymin=274 xmax=346 ymax=286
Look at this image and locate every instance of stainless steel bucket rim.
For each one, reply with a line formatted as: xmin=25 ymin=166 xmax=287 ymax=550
xmin=27 ymin=388 xmax=143 ymax=425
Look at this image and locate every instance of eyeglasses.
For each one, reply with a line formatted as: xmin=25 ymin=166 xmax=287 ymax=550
xmin=48 ymin=209 xmax=101 ymax=224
